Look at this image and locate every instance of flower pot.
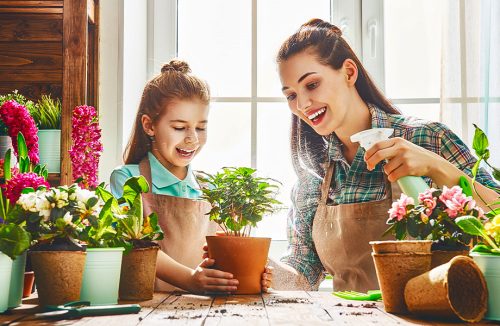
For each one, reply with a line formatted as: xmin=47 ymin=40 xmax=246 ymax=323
xmin=404 ymin=255 xmax=487 ymax=322
xmin=22 ymin=271 xmax=35 ymax=298
xmin=370 ymin=240 xmax=432 ymax=314
xmin=80 ymin=247 xmax=125 ymax=305
xmin=470 ymin=252 xmax=500 ymax=321
xmin=30 ymin=251 xmax=86 ymax=306
xmin=119 ymin=247 xmax=159 ymax=301
xmin=8 ymin=251 xmax=27 ymax=308
xmin=0 ymin=135 xmax=16 ymax=166
xmin=37 ymin=130 xmax=61 ymax=173
xmin=431 ymin=249 xmax=469 ymax=269
xmin=206 ymin=236 xmax=271 ymax=294
xmin=0 ymin=252 xmax=13 ymax=313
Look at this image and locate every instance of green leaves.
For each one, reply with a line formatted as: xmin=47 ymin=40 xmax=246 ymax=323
xmin=197 ymin=167 xmax=282 ymax=236
xmin=455 ymin=215 xmax=499 ymax=251
xmin=31 ymin=95 xmax=62 ymax=130
xmin=472 ymin=124 xmax=490 ymax=159
xmin=0 ymin=223 xmax=31 ymax=260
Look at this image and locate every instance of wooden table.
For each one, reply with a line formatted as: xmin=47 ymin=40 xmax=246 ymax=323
xmin=1 ymin=291 xmax=499 ymax=325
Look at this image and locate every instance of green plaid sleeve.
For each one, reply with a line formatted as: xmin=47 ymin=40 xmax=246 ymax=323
xmin=280 ymin=170 xmax=326 ymax=289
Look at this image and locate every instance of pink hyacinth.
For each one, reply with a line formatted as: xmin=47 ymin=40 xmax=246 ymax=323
xmin=439 ymin=185 xmax=472 ymax=218
xmin=0 ymin=100 xmax=39 ymax=164
xmin=388 ymin=193 xmax=414 ymax=222
xmin=2 ymin=172 xmax=50 ymax=203
xmin=418 ymin=188 xmax=438 ymax=216
xmin=68 ymin=105 xmax=102 ymax=189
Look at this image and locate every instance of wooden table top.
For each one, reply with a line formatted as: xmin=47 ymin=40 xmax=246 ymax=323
xmin=1 ymin=291 xmax=499 ymax=325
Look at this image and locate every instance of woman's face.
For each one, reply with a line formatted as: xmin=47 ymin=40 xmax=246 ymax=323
xmin=143 ymin=99 xmax=209 ymax=175
xmin=279 ymin=50 xmax=352 ymax=136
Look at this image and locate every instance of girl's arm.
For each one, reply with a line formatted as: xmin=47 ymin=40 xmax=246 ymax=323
xmin=156 ymin=250 xmax=238 ymax=294
xmin=267 ymin=257 xmax=313 ymax=290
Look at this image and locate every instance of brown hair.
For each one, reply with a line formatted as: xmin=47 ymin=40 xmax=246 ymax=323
xmin=277 ymin=18 xmax=400 ymax=177
xmin=123 ymin=59 xmax=210 ymax=164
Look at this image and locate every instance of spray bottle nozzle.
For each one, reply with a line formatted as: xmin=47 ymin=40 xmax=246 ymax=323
xmin=350 ymin=128 xmax=394 ymax=151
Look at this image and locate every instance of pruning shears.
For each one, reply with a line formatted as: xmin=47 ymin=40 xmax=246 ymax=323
xmin=34 ymin=301 xmax=141 ymax=319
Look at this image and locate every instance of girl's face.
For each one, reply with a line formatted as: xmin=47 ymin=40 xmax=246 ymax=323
xmin=278 ymin=50 xmax=353 ymax=136
xmin=143 ymin=99 xmax=208 ymax=176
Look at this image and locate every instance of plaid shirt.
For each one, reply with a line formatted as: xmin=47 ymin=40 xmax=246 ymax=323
xmin=281 ymin=104 xmax=500 ymax=289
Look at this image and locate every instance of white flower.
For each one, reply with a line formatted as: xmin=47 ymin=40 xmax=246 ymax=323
xmin=63 ymin=212 xmax=73 ymax=225
xmin=17 ymin=192 xmax=38 ymax=212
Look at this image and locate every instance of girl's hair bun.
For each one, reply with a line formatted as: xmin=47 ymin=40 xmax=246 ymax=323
xmin=302 ymin=18 xmax=342 ymax=36
xmin=161 ymin=59 xmax=191 ymax=74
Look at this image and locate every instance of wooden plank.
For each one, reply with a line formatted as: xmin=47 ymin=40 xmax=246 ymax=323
xmin=0 ymin=14 xmax=63 ymax=42
xmin=61 ymin=0 xmax=87 ymax=185
xmin=0 ymin=42 xmax=62 ymax=70
xmin=140 ymin=292 xmax=213 ymax=325
xmin=0 ymin=1 xmax=62 ymax=7
xmin=0 ymin=82 xmax=62 ymax=100
xmin=263 ymin=291 xmax=333 ymax=325
xmin=0 ymin=8 xmax=62 ymax=13
xmin=0 ymin=70 xmax=62 ymax=82
xmin=204 ymin=295 xmax=268 ymax=326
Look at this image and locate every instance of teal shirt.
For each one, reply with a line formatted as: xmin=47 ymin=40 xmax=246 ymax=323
xmin=110 ymin=152 xmax=202 ymax=199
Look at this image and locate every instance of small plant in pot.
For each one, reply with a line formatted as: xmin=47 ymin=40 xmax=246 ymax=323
xmin=197 ymin=167 xmax=281 ymax=294
xmin=97 ymin=176 xmax=164 ymax=301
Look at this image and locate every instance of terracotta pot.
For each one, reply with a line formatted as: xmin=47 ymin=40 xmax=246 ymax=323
xmin=206 ymin=236 xmax=270 ymax=294
xmin=30 ymin=251 xmax=86 ymax=306
xmin=370 ymin=240 xmax=432 ymax=314
xmin=22 ymin=272 xmax=35 ymax=298
xmin=431 ymin=250 xmax=469 ymax=269
xmin=404 ymin=255 xmax=487 ymax=322
xmin=119 ymin=247 xmax=159 ymax=301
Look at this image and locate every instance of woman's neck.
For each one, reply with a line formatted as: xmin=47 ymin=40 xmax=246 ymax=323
xmin=150 ymin=149 xmax=188 ymax=180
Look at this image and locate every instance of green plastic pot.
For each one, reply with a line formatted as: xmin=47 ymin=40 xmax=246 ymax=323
xmin=0 ymin=252 xmax=13 ymax=313
xmin=8 ymin=251 xmax=26 ymax=308
xmin=37 ymin=130 xmax=61 ymax=173
xmin=80 ymin=247 xmax=125 ymax=305
xmin=471 ymin=252 xmax=500 ymax=321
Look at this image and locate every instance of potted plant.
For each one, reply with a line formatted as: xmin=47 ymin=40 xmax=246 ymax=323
xmin=97 ymin=176 xmax=163 ymax=301
xmin=29 ymin=95 xmax=62 ymax=173
xmin=384 ymin=184 xmax=484 ymax=268
xmin=455 ymin=124 xmax=500 ymax=321
xmin=197 ymin=167 xmax=281 ymax=294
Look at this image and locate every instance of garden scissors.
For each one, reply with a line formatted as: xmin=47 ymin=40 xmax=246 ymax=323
xmin=34 ymin=300 xmax=141 ymax=319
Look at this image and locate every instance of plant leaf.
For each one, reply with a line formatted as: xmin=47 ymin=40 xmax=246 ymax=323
xmin=472 ymin=124 xmax=488 ymax=157
xmin=455 ymin=215 xmax=485 ymax=236
xmin=17 ymin=132 xmax=28 ymax=160
xmin=3 ymin=149 xmax=11 ymax=180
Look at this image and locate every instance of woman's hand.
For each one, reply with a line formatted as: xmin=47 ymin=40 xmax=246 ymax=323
xmin=364 ymin=137 xmax=444 ymax=182
xmin=189 ymin=258 xmax=239 ymax=294
xmin=262 ymin=266 xmax=273 ymax=292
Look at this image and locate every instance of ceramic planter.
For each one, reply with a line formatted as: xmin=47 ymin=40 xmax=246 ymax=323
xmin=470 ymin=252 xmax=500 ymax=321
xmin=80 ymin=247 xmax=125 ymax=305
xmin=431 ymin=249 xmax=469 ymax=269
xmin=405 ymin=255 xmax=487 ymax=322
xmin=0 ymin=135 xmax=16 ymax=166
xmin=30 ymin=250 xmax=86 ymax=306
xmin=206 ymin=236 xmax=271 ymax=294
xmin=119 ymin=246 xmax=159 ymax=301
xmin=370 ymin=240 xmax=432 ymax=314
xmin=0 ymin=252 xmax=13 ymax=313
xmin=37 ymin=129 xmax=61 ymax=173
xmin=8 ymin=251 xmax=27 ymax=308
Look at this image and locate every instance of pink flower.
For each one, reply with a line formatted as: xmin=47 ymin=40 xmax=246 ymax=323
xmin=439 ymin=185 xmax=472 ymax=218
xmin=2 ymin=172 xmax=50 ymax=203
xmin=0 ymin=100 xmax=39 ymax=164
xmin=418 ymin=188 xmax=438 ymax=216
xmin=388 ymin=194 xmax=414 ymax=222
xmin=68 ymin=105 xmax=102 ymax=189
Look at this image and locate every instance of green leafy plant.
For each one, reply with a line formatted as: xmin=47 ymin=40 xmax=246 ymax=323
xmin=197 ymin=167 xmax=282 ymax=236
xmin=0 ymin=90 xmax=36 ymax=136
xmin=95 ymin=176 xmax=164 ymax=252
xmin=0 ymin=223 xmax=30 ymax=260
xmin=31 ymin=95 xmax=62 ymax=130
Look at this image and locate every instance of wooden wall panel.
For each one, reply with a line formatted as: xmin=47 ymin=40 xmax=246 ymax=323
xmin=0 ymin=82 xmax=61 ymax=100
xmin=0 ymin=14 xmax=62 ymax=41
xmin=0 ymin=42 xmax=62 ymax=69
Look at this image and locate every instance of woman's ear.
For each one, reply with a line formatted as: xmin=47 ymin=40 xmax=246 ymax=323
xmin=343 ymin=59 xmax=358 ymax=86
xmin=141 ymin=114 xmax=155 ymax=137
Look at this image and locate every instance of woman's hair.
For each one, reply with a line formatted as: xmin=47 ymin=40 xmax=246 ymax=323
xmin=123 ymin=59 xmax=210 ymax=164
xmin=277 ymin=18 xmax=400 ymax=178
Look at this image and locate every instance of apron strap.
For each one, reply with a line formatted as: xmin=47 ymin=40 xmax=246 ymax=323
xmin=138 ymin=157 xmax=155 ymax=217
xmin=320 ymin=162 xmax=335 ymax=204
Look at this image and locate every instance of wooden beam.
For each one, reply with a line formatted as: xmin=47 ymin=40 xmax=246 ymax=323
xmin=0 ymin=14 xmax=63 ymax=42
xmin=61 ymin=0 xmax=87 ymax=185
xmin=87 ymin=0 xmax=94 ymax=24
xmin=0 ymin=8 xmax=62 ymax=13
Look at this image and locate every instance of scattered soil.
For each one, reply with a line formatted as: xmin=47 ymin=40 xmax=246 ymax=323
xmin=267 ymin=298 xmax=312 ymax=305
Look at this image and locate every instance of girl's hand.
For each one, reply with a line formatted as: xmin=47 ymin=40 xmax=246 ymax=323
xmin=189 ymin=258 xmax=239 ymax=294
xmin=364 ymin=137 xmax=444 ymax=182
xmin=202 ymin=230 xmax=226 ymax=259
xmin=262 ymin=266 xmax=273 ymax=293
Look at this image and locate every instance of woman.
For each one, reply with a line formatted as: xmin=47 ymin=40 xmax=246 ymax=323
xmin=269 ymin=19 xmax=500 ymax=292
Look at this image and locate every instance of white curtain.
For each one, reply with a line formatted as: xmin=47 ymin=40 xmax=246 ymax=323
xmin=441 ymin=0 xmax=500 ymax=166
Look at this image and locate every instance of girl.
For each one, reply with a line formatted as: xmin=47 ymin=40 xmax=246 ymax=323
xmin=269 ymin=19 xmax=500 ymax=292
xmin=111 ymin=59 xmax=271 ymax=293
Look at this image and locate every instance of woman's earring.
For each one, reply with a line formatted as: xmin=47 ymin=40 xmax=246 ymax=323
xmin=148 ymin=134 xmax=155 ymax=142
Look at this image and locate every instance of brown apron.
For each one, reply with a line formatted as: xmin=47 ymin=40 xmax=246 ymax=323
xmin=312 ymin=162 xmax=399 ymax=292
xmin=139 ymin=158 xmax=218 ymax=292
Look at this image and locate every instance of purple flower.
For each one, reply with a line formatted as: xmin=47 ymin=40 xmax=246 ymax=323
xmin=0 ymin=100 xmax=39 ymax=164
xmin=68 ymin=105 xmax=102 ymax=189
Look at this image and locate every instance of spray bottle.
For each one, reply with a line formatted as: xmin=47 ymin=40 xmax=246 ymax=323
xmin=350 ymin=128 xmax=429 ymax=202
